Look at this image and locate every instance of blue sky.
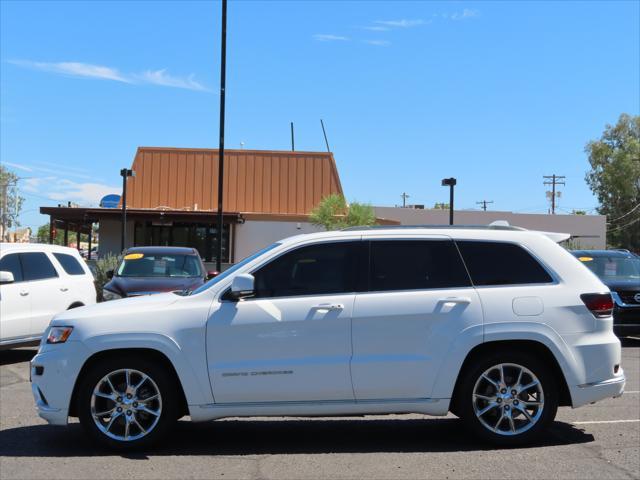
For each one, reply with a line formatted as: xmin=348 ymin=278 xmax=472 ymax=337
xmin=1 ymin=0 xmax=639 ymax=230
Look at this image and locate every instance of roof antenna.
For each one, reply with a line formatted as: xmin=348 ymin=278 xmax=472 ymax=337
xmin=320 ymin=119 xmax=331 ymax=152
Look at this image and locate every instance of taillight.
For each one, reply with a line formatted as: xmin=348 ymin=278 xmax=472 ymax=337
xmin=580 ymin=293 xmax=614 ymax=318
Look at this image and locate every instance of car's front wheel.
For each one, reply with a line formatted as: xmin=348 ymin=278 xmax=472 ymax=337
xmin=77 ymin=355 xmax=178 ymax=450
xmin=457 ymin=350 xmax=559 ymax=446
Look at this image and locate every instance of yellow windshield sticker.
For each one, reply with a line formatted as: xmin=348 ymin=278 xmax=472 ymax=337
xmin=124 ymin=253 xmax=144 ymax=260
xmin=578 ymin=256 xmax=593 ymax=262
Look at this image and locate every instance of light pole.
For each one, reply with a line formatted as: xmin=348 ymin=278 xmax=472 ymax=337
xmin=441 ymin=177 xmax=457 ymax=225
xmin=215 ymin=0 xmax=228 ymax=272
xmin=120 ymin=168 xmax=135 ymax=252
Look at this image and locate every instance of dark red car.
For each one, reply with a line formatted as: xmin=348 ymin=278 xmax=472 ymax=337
xmin=102 ymin=246 xmax=216 ymax=301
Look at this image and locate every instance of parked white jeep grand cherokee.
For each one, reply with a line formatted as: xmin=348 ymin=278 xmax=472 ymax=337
xmin=30 ymin=226 xmax=625 ymax=449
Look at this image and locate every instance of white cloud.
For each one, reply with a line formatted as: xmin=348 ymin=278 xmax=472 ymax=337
xmin=47 ymin=179 xmax=119 ymax=206
xmin=9 ymin=60 xmax=131 ymax=83
xmin=374 ymin=19 xmax=426 ymax=28
xmin=313 ymin=34 xmax=350 ymax=42
xmin=2 ymin=161 xmax=33 ymax=172
xmin=135 ymin=69 xmax=209 ymax=92
xmin=9 ymin=60 xmax=210 ymax=92
xmin=363 ymin=40 xmax=391 ymax=47
xmin=360 ymin=25 xmax=390 ymax=32
xmin=451 ymin=9 xmax=480 ymax=20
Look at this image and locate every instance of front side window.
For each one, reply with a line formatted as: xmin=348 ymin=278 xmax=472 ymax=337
xmin=456 ymin=241 xmax=553 ymax=286
xmin=117 ymin=254 xmax=202 ymax=278
xmin=20 ymin=252 xmax=59 ymax=281
xmin=0 ymin=253 xmax=24 ymax=283
xmin=369 ymin=240 xmax=471 ymax=292
xmin=53 ymin=253 xmax=86 ymax=276
xmin=253 ymin=241 xmax=361 ymax=298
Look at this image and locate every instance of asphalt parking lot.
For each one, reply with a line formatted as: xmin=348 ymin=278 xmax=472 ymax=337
xmin=1 ymin=340 xmax=638 ymax=480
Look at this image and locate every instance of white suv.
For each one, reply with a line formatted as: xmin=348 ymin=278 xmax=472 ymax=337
xmin=29 ymin=226 xmax=625 ymax=449
xmin=0 ymin=243 xmax=96 ymax=349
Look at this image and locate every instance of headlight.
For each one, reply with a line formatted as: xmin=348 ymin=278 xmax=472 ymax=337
xmin=46 ymin=326 xmax=74 ymax=344
xmin=102 ymin=289 xmax=122 ymax=301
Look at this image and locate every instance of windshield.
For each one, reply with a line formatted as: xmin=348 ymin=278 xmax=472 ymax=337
xmin=117 ymin=253 xmax=202 ymax=278
xmin=577 ymin=255 xmax=640 ymax=281
xmin=189 ymin=242 xmax=281 ymax=295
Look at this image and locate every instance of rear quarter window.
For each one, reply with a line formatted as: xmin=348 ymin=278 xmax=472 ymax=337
xmin=456 ymin=241 xmax=553 ymax=286
xmin=53 ymin=252 xmax=86 ymax=275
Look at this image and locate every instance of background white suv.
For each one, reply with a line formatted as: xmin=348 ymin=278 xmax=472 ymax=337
xmin=29 ymin=226 xmax=624 ymax=449
xmin=0 ymin=243 xmax=96 ymax=349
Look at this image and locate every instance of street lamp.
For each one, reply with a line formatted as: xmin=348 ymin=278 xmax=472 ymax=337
xmin=441 ymin=177 xmax=457 ymax=226
xmin=120 ymin=168 xmax=135 ymax=252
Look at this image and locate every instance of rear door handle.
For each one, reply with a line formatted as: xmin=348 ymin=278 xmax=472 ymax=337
xmin=440 ymin=297 xmax=471 ymax=304
xmin=312 ymin=303 xmax=344 ymax=311
xmin=20 ymin=290 xmax=29 ymax=297
xmin=60 ymin=287 xmax=69 ymax=292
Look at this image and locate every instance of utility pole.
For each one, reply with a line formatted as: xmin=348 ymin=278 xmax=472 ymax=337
xmin=476 ymin=200 xmax=494 ymax=211
xmin=543 ymin=175 xmax=566 ymax=214
xmin=401 ymin=192 xmax=410 ymax=208
xmin=215 ymin=0 xmax=228 ymax=273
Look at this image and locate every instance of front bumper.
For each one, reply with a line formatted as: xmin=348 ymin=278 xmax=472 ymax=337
xmin=30 ymin=341 xmax=91 ymax=425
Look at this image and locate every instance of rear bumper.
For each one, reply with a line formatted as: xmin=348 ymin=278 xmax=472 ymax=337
xmin=571 ymin=372 xmax=626 ymax=408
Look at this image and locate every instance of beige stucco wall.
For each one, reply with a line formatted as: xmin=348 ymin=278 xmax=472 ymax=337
xmin=234 ymin=220 xmax=324 ymax=260
xmin=374 ymin=207 xmax=607 ymax=249
xmin=98 ymin=218 xmax=134 ymax=257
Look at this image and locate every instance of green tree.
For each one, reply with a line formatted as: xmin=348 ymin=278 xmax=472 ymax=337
xmin=309 ymin=194 xmax=376 ymax=231
xmin=36 ymin=223 xmax=66 ymax=245
xmin=585 ymin=114 xmax=640 ymax=250
xmin=0 ymin=165 xmax=25 ymax=240
xmin=433 ymin=202 xmax=450 ymax=210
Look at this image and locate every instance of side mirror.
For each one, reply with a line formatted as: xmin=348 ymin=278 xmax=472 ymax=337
xmin=206 ymin=270 xmax=220 ymax=280
xmin=0 ymin=271 xmax=15 ymax=285
xmin=106 ymin=269 xmax=114 ymax=279
xmin=230 ymin=273 xmax=255 ymax=300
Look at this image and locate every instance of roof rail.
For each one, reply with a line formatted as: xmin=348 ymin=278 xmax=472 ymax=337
xmin=342 ymin=224 xmax=528 ymax=232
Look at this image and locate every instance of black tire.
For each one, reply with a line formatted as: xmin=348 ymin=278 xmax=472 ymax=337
xmin=77 ymin=354 xmax=178 ymax=450
xmin=456 ymin=349 xmax=559 ymax=446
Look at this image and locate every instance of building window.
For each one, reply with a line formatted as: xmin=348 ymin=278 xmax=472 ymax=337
xmin=133 ymin=221 xmax=230 ymax=263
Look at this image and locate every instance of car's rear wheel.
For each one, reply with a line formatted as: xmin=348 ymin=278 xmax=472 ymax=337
xmin=457 ymin=350 xmax=558 ymax=446
xmin=77 ymin=355 xmax=178 ymax=450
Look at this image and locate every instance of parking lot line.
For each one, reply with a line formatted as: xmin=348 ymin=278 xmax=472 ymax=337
xmin=573 ymin=419 xmax=640 ymax=425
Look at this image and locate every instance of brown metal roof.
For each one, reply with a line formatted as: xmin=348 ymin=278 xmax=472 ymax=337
xmin=125 ymin=147 xmax=344 ymax=215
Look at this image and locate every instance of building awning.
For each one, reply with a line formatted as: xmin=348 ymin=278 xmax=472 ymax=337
xmin=40 ymin=206 xmax=242 ymax=227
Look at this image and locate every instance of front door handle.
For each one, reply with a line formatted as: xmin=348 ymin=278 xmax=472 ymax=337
xmin=312 ymin=303 xmax=344 ymax=311
xmin=20 ymin=290 xmax=29 ymax=297
xmin=439 ymin=297 xmax=471 ymax=304
xmin=60 ymin=287 xmax=69 ymax=292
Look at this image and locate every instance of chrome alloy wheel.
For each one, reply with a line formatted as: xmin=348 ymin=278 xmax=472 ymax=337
xmin=90 ymin=369 xmax=162 ymax=442
xmin=472 ymin=363 xmax=544 ymax=436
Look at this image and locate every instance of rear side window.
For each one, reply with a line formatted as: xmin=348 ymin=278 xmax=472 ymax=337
xmin=20 ymin=252 xmax=59 ymax=281
xmin=253 ymin=241 xmax=361 ymax=298
xmin=0 ymin=253 xmax=24 ymax=282
xmin=456 ymin=241 xmax=553 ymax=286
xmin=369 ymin=240 xmax=471 ymax=291
xmin=53 ymin=253 xmax=86 ymax=275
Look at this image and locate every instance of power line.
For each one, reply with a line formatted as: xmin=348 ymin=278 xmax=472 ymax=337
xmin=607 ymin=216 xmax=640 ymax=233
xmin=606 ymin=203 xmax=640 ymax=224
